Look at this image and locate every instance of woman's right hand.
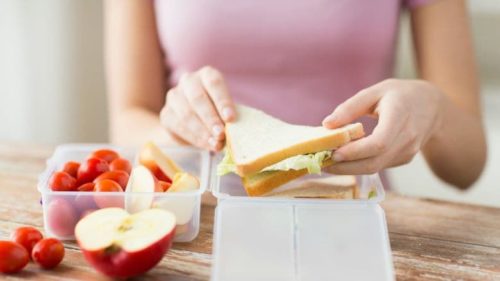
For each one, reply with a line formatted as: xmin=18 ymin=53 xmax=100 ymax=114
xmin=160 ymin=66 xmax=236 ymax=151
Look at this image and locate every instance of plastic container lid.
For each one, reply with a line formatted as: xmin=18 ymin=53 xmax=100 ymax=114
xmin=210 ymin=155 xmax=394 ymax=281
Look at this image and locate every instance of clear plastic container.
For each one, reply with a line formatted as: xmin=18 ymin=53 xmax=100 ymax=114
xmin=209 ymin=154 xmax=395 ymax=281
xmin=37 ymin=144 xmax=210 ymax=242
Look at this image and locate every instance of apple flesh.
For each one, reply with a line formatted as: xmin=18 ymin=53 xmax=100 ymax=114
xmin=167 ymin=172 xmax=200 ymax=193
xmin=139 ymin=142 xmax=182 ymax=182
xmin=75 ymin=208 xmax=176 ymax=278
xmin=125 ymin=165 xmax=162 ymax=214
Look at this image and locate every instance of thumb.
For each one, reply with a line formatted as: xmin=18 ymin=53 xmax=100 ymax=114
xmin=322 ymin=88 xmax=381 ymax=129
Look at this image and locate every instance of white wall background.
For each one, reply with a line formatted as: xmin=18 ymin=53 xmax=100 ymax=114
xmin=0 ymin=0 xmax=107 ymax=143
xmin=0 ymin=0 xmax=498 ymax=205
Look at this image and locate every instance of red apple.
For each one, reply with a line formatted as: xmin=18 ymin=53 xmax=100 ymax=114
xmin=47 ymin=198 xmax=79 ymax=237
xmin=75 ymin=208 xmax=176 ymax=278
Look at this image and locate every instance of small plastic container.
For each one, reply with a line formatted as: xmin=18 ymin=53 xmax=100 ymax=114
xmin=37 ymin=144 xmax=210 ymax=242
xmin=209 ymin=154 xmax=395 ymax=281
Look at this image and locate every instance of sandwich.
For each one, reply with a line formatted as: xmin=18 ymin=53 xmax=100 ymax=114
xmin=217 ymin=105 xmax=365 ymax=196
xmin=265 ymin=175 xmax=359 ymax=199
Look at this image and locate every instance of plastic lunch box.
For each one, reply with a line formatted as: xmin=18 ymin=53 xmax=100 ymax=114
xmin=37 ymin=144 xmax=210 ymax=242
xmin=38 ymin=144 xmax=394 ymax=280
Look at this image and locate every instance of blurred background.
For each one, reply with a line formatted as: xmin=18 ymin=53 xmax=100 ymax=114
xmin=0 ymin=1 xmax=498 ymax=206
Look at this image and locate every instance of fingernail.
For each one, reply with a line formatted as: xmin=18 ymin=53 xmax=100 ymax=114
xmin=333 ymin=152 xmax=344 ymax=162
xmin=208 ymin=137 xmax=218 ymax=149
xmin=222 ymin=107 xmax=234 ymax=121
xmin=323 ymin=115 xmax=336 ymax=127
xmin=212 ymin=124 xmax=224 ymax=137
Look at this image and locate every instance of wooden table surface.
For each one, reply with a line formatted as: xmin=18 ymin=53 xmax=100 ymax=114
xmin=0 ymin=143 xmax=499 ymax=280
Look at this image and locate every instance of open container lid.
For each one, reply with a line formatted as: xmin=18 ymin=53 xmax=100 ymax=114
xmin=209 ymin=156 xmax=394 ymax=281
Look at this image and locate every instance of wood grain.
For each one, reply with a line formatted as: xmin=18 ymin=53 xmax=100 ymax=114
xmin=0 ymin=143 xmax=499 ymax=280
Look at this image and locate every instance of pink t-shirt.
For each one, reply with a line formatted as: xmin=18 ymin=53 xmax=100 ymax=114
xmin=154 ymin=0 xmax=433 ymax=129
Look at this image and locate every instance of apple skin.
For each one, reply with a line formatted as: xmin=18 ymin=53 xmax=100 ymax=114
xmin=47 ymin=198 xmax=79 ymax=237
xmin=139 ymin=157 xmax=171 ymax=183
xmin=79 ymin=228 xmax=175 ymax=278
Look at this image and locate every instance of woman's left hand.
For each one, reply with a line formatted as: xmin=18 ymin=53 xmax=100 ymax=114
xmin=322 ymin=79 xmax=445 ymax=174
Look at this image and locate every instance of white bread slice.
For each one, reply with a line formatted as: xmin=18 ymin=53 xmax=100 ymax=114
xmin=226 ymin=105 xmax=364 ymax=177
xmin=264 ymin=175 xmax=359 ymax=199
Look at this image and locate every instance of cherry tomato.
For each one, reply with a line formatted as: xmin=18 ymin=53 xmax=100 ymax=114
xmin=94 ymin=179 xmax=123 ymax=193
xmin=10 ymin=226 xmax=43 ymax=255
xmin=0 ymin=241 xmax=29 ymax=274
xmin=62 ymin=161 xmax=80 ymax=178
xmin=77 ymin=182 xmax=95 ymax=192
xmin=158 ymin=181 xmax=171 ymax=192
xmin=93 ymin=171 xmax=129 ymax=190
xmin=74 ymin=193 xmax=98 ymax=214
xmin=94 ymin=179 xmax=124 ymax=208
xmin=32 ymin=238 xmax=65 ymax=269
xmin=47 ymin=198 xmax=79 ymax=237
xmin=109 ymin=158 xmax=132 ymax=174
xmin=90 ymin=149 xmax=120 ymax=164
xmin=49 ymin=171 xmax=77 ymax=191
xmin=77 ymin=157 xmax=109 ymax=184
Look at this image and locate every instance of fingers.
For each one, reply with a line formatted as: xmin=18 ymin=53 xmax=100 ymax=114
xmin=198 ymin=66 xmax=236 ymax=122
xmin=160 ymin=66 xmax=234 ymax=151
xmin=325 ymin=156 xmax=385 ymax=175
xmin=180 ymin=73 xmax=225 ymax=141
xmin=322 ymin=87 xmax=381 ymax=129
xmin=161 ymin=89 xmax=221 ymax=151
xmin=332 ymin=97 xmax=409 ymax=162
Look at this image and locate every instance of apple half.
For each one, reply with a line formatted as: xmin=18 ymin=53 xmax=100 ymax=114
xmin=75 ymin=208 xmax=176 ymax=278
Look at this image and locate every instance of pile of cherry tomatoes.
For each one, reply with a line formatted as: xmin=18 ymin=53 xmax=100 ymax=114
xmin=49 ymin=149 xmax=133 ymax=193
xmin=0 ymin=227 xmax=64 ymax=274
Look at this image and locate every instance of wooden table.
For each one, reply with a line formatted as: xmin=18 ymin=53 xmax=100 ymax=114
xmin=1 ymin=143 xmax=499 ymax=280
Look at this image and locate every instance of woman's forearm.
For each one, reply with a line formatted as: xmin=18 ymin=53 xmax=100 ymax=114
xmin=423 ymin=96 xmax=487 ymax=189
xmin=110 ymin=106 xmax=179 ymax=146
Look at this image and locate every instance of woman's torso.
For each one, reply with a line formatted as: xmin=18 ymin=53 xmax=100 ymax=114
xmin=155 ymin=0 xmax=405 ymax=127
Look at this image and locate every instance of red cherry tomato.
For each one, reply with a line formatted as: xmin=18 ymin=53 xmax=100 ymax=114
xmin=109 ymin=158 xmax=132 ymax=174
xmin=158 ymin=181 xmax=171 ymax=192
xmin=10 ymin=227 xmax=43 ymax=255
xmin=0 ymin=241 xmax=29 ymax=274
xmin=49 ymin=171 xmax=77 ymax=191
xmin=90 ymin=149 xmax=120 ymax=164
xmin=32 ymin=238 xmax=65 ymax=269
xmin=77 ymin=157 xmax=109 ymax=184
xmin=94 ymin=179 xmax=124 ymax=208
xmin=77 ymin=182 xmax=95 ymax=192
xmin=94 ymin=179 xmax=123 ymax=193
xmin=47 ymin=198 xmax=79 ymax=237
xmin=62 ymin=161 xmax=80 ymax=178
xmin=94 ymin=171 xmax=129 ymax=190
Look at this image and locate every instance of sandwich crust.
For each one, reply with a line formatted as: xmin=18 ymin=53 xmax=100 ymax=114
xmin=228 ymin=122 xmax=364 ymax=177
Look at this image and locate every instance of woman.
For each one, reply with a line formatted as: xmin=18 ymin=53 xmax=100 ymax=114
xmin=105 ymin=0 xmax=486 ymax=189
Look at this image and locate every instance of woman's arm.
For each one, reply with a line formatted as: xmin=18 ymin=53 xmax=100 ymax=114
xmin=105 ymin=0 xmax=173 ymax=146
xmin=323 ymin=0 xmax=486 ymax=189
xmin=105 ymin=0 xmax=236 ymax=149
xmin=411 ymin=0 xmax=486 ymax=188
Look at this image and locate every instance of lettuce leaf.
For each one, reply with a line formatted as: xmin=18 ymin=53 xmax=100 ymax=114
xmin=216 ymin=150 xmax=238 ymax=176
xmin=217 ymin=150 xmax=331 ymax=176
